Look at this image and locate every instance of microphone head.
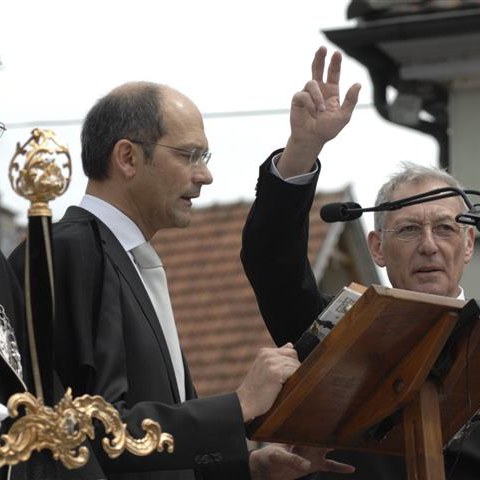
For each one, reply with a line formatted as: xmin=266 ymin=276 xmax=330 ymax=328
xmin=320 ymin=202 xmax=363 ymax=223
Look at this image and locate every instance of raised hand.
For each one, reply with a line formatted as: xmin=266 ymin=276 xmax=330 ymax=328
xmin=278 ymin=46 xmax=361 ymax=177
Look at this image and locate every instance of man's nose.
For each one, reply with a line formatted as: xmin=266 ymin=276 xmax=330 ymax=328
xmin=417 ymin=227 xmax=439 ymax=255
xmin=192 ymin=163 xmax=213 ymax=185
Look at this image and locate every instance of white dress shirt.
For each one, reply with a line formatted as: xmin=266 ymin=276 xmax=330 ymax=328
xmin=270 ymin=153 xmax=319 ymax=185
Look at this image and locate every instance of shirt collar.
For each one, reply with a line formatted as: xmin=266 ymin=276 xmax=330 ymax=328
xmin=457 ymin=286 xmax=465 ymax=300
xmin=79 ymin=194 xmax=146 ymax=252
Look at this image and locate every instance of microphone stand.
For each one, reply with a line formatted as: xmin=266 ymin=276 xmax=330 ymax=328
xmin=373 ymin=187 xmax=480 ymax=232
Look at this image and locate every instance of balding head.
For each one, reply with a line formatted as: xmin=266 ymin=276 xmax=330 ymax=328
xmin=81 ymin=81 xmax=167 ymax=180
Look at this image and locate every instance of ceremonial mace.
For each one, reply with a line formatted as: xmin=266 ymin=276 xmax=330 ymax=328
xmin=0 ymin=128 xmax=173 ymax=469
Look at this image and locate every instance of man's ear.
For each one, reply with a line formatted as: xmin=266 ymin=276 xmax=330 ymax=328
xmin=111 ymin=139 xmax=138 ymax=179
xmin=367 ymin=230 xmax=386 ymax=267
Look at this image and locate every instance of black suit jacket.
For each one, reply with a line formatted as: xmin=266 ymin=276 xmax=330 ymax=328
xmin=240 ymin=152 xmax=480 ymax=480
xmin=0 ymin=252 xmax=26 ymax=402
xmin=0 ymin=252 xmax=28 ymax=480
xmin=10 ymin=206 xmax=250 ymax=480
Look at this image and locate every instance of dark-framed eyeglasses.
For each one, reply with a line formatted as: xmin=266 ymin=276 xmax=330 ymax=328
xmin=380 ymin=221 xmax=468 ymax=242
xmin=0 ymin=122 xmax=6 ymax=139
xmin=129 ymin=139 xmax=211 ymax=166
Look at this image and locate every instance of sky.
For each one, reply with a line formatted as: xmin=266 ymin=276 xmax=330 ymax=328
xmin=0 ymin=0 xmax=438 ymax=234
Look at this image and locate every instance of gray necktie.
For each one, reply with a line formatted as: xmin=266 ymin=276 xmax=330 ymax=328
xmin=130 ymin=241 xmax=185 ymax=401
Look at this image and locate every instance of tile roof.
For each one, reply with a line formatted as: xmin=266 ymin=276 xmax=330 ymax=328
xmin=152 ymin=191 xmax=345 ymax=397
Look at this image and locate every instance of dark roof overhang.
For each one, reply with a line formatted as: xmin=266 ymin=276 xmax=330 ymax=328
xmin=323 ymin=7 xmax=480 ymax=170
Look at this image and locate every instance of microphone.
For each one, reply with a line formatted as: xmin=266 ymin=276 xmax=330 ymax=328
xmin=320 ymin=202 xmax=363 ymax=223
xmin=320 ymin=187 xmax=480 ymax=231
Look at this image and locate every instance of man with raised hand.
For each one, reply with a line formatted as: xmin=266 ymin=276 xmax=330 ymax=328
xmin=241 ymin=46 xmax=478 ymax=479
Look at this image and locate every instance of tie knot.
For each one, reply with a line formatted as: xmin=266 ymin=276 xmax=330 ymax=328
xmin=130 ymin=242 xmax=163 ymax=269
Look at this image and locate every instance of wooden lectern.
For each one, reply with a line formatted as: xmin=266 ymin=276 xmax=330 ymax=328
xmin=247 ymin=284 xmax=480 ymax=480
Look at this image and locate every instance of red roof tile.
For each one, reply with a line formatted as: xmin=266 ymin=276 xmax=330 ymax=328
xmin=152 ymin=191 xmax=344 ymax=397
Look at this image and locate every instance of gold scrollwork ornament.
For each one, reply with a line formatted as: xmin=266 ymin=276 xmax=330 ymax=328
xmin=8 ymin=128 xmax=72 ymax=216
xmin=0 ymin=388 xmax=174 ymax=469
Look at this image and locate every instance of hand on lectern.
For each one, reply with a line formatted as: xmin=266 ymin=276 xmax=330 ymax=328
xmin=237 ymin=343 xmax=300 ymax=422
xmin=249 ymin=443 xmax=355 ymax=479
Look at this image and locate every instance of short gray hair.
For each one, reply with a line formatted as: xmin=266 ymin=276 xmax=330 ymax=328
xmin=374 ymin=162 xmax=464 ymax=231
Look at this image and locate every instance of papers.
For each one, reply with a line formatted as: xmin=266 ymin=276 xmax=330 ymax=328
xmin=308 ymin=285 xmax=363 ymax=342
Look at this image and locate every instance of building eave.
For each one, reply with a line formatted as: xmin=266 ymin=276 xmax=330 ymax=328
xmin=322 ymin=8 xmax=480 ymax=170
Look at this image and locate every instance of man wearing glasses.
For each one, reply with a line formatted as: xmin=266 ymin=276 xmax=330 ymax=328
xmin=9 ymin=81 xmax=356 ymax=480
xmin=367 ymin=166 xmax=474 ymax=301
xmin=241 ymin=47 xmax=479 ymax=479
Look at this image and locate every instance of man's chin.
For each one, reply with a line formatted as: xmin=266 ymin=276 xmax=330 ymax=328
xmin=410 ymin=282 xmax=449 ymax=297
xmin=409 ymin=271 xmax=451 ymax=297
xmin=172 ymin=213 xmax=192 ymax=229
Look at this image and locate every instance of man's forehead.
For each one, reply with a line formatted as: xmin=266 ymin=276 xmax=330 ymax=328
xmin=390 ymin=179 xmax=448 ymax=200
xmin=388 ymin=208 xmax=457 ymax=225
xmin=387 ymin=180 xmax=464 ymax=223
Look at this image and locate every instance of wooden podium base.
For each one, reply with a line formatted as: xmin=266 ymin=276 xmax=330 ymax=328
xmin=403 ymin=381 xmax=445 ymax=480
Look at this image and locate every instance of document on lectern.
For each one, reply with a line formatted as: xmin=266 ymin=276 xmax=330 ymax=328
xmin=294 ymin=282 xmax=366 ymax=361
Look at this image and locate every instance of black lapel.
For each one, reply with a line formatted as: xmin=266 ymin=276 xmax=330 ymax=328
xmin=62 ymin=207 xmax=181 ymax=402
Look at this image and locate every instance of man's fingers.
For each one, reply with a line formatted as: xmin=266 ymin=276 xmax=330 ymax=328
xmin=291 ymin=90 xmax=320 ymax=118
xmin=311 ymin=46 xmax=327 ymax=83
xmin=294 ymin=78 xmax=359 ymax=119
xmin=323 ymin=458 xmax=356 ymax=474
xmin=291 ymin=80 xmax=326 ymax=116
xmin=273 ymin=348 xmax=300 ymax=384
xmin=290 ymin=445 xmax=356 ymax=474
xmin=326 ymin=50 xmax=342 ymax=85
xmin=303 ymin=80 xmax=326 ymax=112
xmin=341 ymin=83 xmax=361 ymax=116
xmin=273 ymin=448 xmax=311 ymax=473
xmin=312 ymin=46 xmax=342 ymax=86
xmin=279 ymin=342 xmax=299 ymax=359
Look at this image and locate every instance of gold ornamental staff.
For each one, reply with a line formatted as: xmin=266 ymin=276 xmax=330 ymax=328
xmin=0 ymin=128 xmax=173 ymax=469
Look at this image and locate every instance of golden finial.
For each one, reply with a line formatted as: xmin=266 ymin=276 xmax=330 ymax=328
xmin=8 ymin=128 xmax=72 ymax=216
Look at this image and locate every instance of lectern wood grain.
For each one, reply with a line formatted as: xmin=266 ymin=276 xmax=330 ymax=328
xmin=403 ymin=381 xmax=445 ymax=480
xmin=248 ymin=284 xmax=469 ymax=456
